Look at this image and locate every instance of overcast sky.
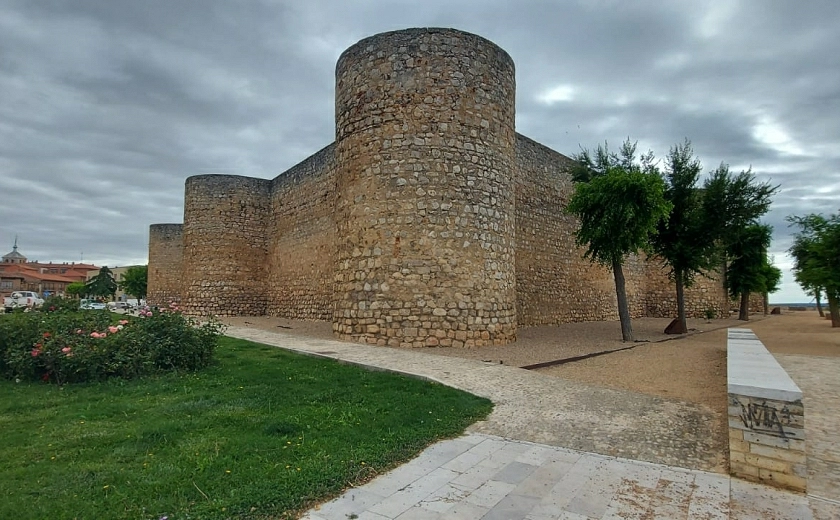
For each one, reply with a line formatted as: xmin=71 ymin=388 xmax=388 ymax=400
xmin=1 ymin=0 xmax=838 ymax=303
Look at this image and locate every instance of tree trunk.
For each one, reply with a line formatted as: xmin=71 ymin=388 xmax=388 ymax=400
xmin=816 ymin=290 xmax=824 ymax=317
xmin=827 ymin=292 xmax=840 ymax=328
xmin=675 ymin=270 xmax=687 ymax=331
xmin=720 ymin=259 xmax=731 ymax=317
xmin=739 ymin=291 xmax=750 ymax=321
xmin=763 ymin=292 xmax=769 ymax=316
xmin=612 ymin=259 xmax=634 ymax=342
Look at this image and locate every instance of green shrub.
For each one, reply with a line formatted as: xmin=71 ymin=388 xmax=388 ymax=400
xmin=41 ymin=295 xmax=82 ymax=313
xmin=0 ymin=305 xmax=223 ymax=384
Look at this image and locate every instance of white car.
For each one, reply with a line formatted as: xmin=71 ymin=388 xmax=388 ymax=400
xmin=107 ymin=301 xmax=134 ymax=311
xmin=3 ymin=291 xmax=45 ymax=312
xmin=80 ymin=299 xmax=107 ymax=310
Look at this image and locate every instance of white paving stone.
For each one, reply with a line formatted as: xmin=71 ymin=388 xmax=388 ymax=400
xmin=462 ymin=479 xmax=517 ymax=509
xmin=301 ymin=433 xmax=818 ymax=519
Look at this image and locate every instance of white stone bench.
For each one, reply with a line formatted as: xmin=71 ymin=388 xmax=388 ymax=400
xmin=727 ymin=328 xmax=806 ymax=492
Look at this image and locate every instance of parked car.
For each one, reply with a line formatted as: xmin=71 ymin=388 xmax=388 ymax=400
xmin=3 ymin=291 xmax=44 ymax=312
xmin=80 ymin=299 xmax=107 ymax=310
xmin=106 ymin=301 xmax=134 ymax=311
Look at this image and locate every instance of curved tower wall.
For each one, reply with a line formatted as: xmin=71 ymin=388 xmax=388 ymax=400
xmin=147 ymin=223 xmax=183 ymax=306
xmin=333 ymin=28 xmax=517 ymax=347
xmin=182 ymin=175 xmax=270 ymax=316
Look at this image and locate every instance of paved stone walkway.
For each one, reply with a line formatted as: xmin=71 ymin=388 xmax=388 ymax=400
xmin=302 ymin=434 xmax=820 ymax=520
xmin=775 ymin=354 xmax=840 ymax=520
xmin=225 ymin=327 xmax=840 ymax=519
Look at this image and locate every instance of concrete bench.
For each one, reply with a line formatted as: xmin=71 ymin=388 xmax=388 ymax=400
xmin=727 ymin=328 xmax=806 ymax=492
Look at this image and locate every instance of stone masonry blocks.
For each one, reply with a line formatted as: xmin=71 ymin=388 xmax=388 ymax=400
xmin=727 ymin=328 xmax=806 ymax=492
xmin=147 ymin=223 xmax=183 ymax=307
xmin=146 ymin=27 xmax=744 ymax=346
xmin=333 ymin=28 xmax=517 ymax=347
xmin=182 ymin=175 xmax=271 ymax=317
xmin=266 ymin=144 xmax=337 ymax=320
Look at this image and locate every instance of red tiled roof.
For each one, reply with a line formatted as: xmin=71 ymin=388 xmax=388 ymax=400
xmin=0 ymin=264 xmax=77 ymax=284
xmin=28 ymin=262 xmax=100 ymax=270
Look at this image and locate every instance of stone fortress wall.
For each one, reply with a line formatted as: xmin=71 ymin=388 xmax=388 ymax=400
xmin=148 ymin=28 xmax=734 ymax=347
xmin=147 ymin=224 xmax=184 ymax=305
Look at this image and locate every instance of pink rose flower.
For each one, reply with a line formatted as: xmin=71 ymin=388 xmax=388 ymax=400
xmin=108 ymin=326 xmax=119 ymax=333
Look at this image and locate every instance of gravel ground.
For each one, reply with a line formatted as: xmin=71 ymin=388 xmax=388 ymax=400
xmin=221 ymin=311 xmax=838 ymax=413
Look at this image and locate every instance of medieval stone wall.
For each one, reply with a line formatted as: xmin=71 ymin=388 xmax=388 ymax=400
xmin=147 ymin=27 xmax=749 ymax=347
xmin=643 ymin=261 xmax=731 ymax=319
xmin=182 ymin=175 xmax=271 ymax=316
xmin=147 ymin=224 xmax=183 ymax=306
xmin=266 ymin=144 xmax=337 ymax=320
xmin=332 ymin=28 xmax=517 ymax=347
xmin=514 ymin=135 xmax=648 ymax=324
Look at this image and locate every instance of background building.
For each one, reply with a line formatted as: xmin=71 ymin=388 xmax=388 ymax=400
xmin=1 ymin=240 xmax=100 ymax=297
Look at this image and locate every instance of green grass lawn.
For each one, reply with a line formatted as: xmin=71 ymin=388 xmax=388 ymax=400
xmin=0 ymin=336 xmax=492 ymax=519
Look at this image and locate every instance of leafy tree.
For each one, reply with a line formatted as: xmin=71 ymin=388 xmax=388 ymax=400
xmin=567 ymin=140 xmax=672 ymax=341
xmin=702 ymin=164 xmax=778 ymax=319
xmin=798 ymin=284 xmax=825 ymax=317
xmin=760 ymin=257 xmax=783 ymax=315
xmin=788 ymin=212 xmax=840 ymax=326
xmin=651 ymin=140 xmax=717 ymax=332
xmin=725 ymin=224 xmax=773 ymax=320
xmin=65 ymin=281 xmax=86 ymax=299
xmin=118 ymin=265 xmax=148 ymax=304
xmin=788 ymin=218 xmax=825 ymax=317
xmin=812 ymin=286 xmax=826 ymax=317
xmin=702 ymin=164 xmax=777 ymax=237
xmin=85 ymin=266 xmax=117 ymax=299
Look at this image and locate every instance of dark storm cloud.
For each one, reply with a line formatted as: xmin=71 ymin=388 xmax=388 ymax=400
xmin=1 ymin=0 xmax=838 ymax=301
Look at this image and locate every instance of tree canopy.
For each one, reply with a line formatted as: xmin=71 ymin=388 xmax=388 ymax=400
xmin=85 ymin=266 xmax=117 ymax=299
xmin=567 ymin=140 xmax=671 ymax=341
xmin=701 ymin=163 xmax=778 ymax=319
xmin=65 ymin=281 xmax=86 ymax=298
xmin=118 ymin=265 xmax=148 ymax=303
xmin=724 ymin=224 xmax=778 ymax=320
xmin=788 ymin=212 xmax=840 ymax=326
xmin=650 ymin=140 xmax=718 ymax=332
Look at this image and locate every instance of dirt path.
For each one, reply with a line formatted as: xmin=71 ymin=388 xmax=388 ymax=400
xmin=223 ymin=311 xmax=838 ymax=406
xmin=744 ymin=309 xmax=840 ymax=356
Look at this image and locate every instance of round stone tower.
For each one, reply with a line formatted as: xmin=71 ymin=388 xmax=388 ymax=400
xmin=182 ymin=174 xmax=271 ymax=316
xmin=333 ymin=28 xmax=517 ymax=347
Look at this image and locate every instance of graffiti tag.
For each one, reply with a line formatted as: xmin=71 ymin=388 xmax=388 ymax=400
xmin=734 ymin=398 xmax=796 ymax=438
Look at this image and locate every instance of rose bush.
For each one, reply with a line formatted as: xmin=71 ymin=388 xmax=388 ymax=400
xmin=0 ymin=304 xmax=223 ymax=384
xmin=42 ymin=295 xmax=83 ymax=313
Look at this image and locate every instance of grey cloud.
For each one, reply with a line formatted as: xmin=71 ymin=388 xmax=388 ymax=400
xmin=1 ymin=0 xmax=837 ymax=302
